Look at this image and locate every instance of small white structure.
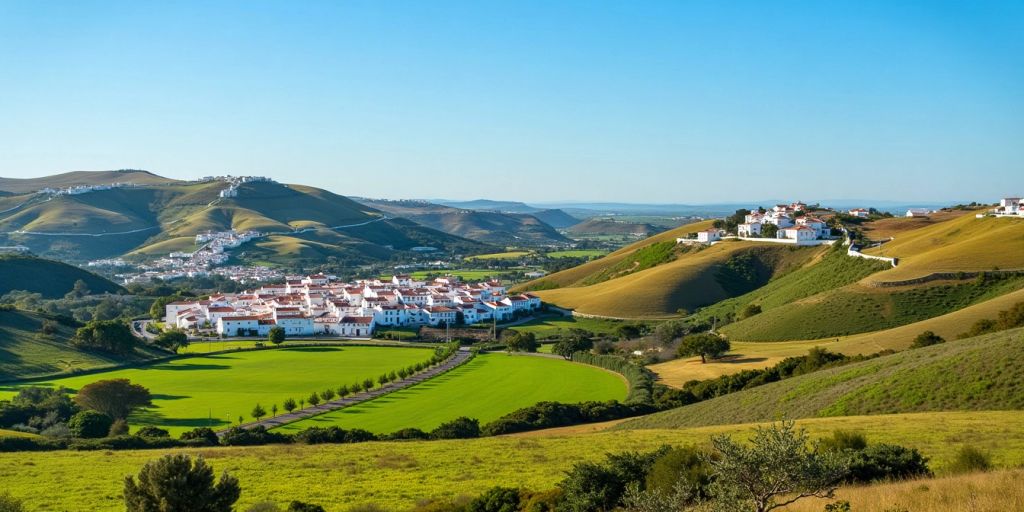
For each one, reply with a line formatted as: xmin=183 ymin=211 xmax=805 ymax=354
xmin=848 ymin=208 xmax=870 ymax=218
xmin=778 ymin=225 xmax=818 ymax=243
xmin=906 ymin=208 xmax=930 ymax=218
xmin=738 ymin=222 xmax=762 ymax=237
xmin=697 ymin=229 xmax=723 ymax=243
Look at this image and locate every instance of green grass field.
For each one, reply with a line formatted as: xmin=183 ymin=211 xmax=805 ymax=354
xmin=0 ymin=411 xmax=1020 ymax=511
xmin=0 ymin=346 xmax=433 ymax=435
xmin=465 ymin=251 xmax=532 ymax=261
xmin=624 ymin=328 xmax=1024 ymax=430
xmin=545 ymin=249 xmax=608 ymax=258
xmin=276 ymin=354 xmax=627 ymax=434
xmin=510 ymin=314 xmax=649 ymax=337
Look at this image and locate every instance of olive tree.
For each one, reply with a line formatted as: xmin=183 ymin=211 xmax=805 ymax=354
xmin=124 ymin=454 xmax=240 ymax=512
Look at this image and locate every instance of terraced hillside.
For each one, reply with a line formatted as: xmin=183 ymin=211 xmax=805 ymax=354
xmin=0 ymin=173 xmax=487 ymax=264
xmin=0 ymin=254 xmax=123 ymax=298
xmin=622 ymin=327 xmax=1024 ymax=429
xmin=0 ymin=309 xmax=160 ymax=380
xmin=354 ymin=198 xmax=569 ymax=246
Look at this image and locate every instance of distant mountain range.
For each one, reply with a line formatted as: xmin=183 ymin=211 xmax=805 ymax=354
xmin=0 ymin=171 xmax=486 ymax=265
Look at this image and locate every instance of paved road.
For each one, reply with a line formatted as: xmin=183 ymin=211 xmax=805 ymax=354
xmin=224 ymin=348 xmax=474 ymax=433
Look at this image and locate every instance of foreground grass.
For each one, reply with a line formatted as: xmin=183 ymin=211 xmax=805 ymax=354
xmin=0 ymin=346 xmax=432 ymax=435
xmin=276 ymin=354 xmax=627 ymax=433
xmin=0 ymin=411 xmax=1020 ymax=511
xmin=785 ymin=469 xmax=1024 ymax=512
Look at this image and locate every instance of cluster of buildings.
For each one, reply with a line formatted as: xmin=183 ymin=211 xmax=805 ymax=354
xmin=685 ymin=201 xmax=837 ymax=246
xmin=164 ymin=274 xmax=542 ymax=338
xmin=37 ymin=182 xmax=134 ymax=196
xmin=193 ymin=175 xmax=276 ymax=198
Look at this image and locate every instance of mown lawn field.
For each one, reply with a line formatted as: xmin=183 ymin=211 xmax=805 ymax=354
xmin=275 ymin=353 xmax=627 ymax=434
xmin=0 ymin=411 xmax=1020 ymax=512
xmin=0 ymin=346 xmax=433 ymax=435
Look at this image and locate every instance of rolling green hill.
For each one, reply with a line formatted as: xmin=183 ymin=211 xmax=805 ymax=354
xmin=354 ymin=198 xmax=570 ymax=246
xmin=0 ymin=309 xmax=159 ymax=381
xmin=564 ymin=217 xmax=662 ymax=237
xmin=0 ymin=173 xmax=488 ymax=264
xmin=0 ymin=169 xmax=177 ymax=194
xmin=620 ymin=327 xmax=1024 ymax=430
xmin=531 ymin=208 xmax=580 ymax=229
xmin=0 ymin=254 xmax=122 ymax=298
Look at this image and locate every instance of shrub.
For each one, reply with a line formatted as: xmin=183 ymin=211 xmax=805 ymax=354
xmin=558 ymin=448 xmax=668 ymax=512
xmin=846 ymin=444 xmax=931 ymax=483
xmin=466 ymin=487 xmax=521 ymax=512
xmin=0 ymin=492 xmax=25 ymax=512
xmin=108 ymin=418 xmax=130 ymax=437
xmin=124 ymin=454 xmax=240 ymax=512
xmin=245 ymin=502 xmax=281 ymax=512
xmin=135 ymin=426 xmax=171 ymax=438
xmin=180 ymin=427 xmax=220 ymax=446
xmin=68 ymin=410 xmax=113 ymax=439
xmin=820 ymin=430 xmax=868 ymax=452
xmin=382 ymin=427 xmax=430 ymax=441
xmin=739 ymin=304 xmax=762 ymax=319
xmin=286 ymin=502 xmax=326 ymax=512
xmin=947 ymin=445 xmax=992 ymax=474
xmin=220 ymin=426 xmax=291 ymax=446
xmin=430 ymin=417 xmax=480 ymax=439
xmin=293 ymin=426 xmax=378 ymax=445
xmin=644 ymin=446 xmax=714 ymax=498
xmin=910 ymin=331 xmax=945 ymax=349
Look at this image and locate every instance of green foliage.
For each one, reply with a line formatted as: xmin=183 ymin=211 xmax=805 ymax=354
xmin=282 ymin=398 xmax=297 ymax=413
xmin=466 ymin=487 xmax=521 ymax=512
xmin=134 ymin=426 xmax=170 ymax=438
xmin=643 ymin=445 xmax=714 ymax=497
xmin=705 ymin=422 xmax=848 ymax=512
xmin=307 ymin=392 xmax=320 ymax=407
xmin=579 ymin=241 xmax=679 ymax=286
xmin=739 ymin=303 xmax=762 ymax=319
xmin=68 ymin=410 xmax=113 ymax=439
xmin=675 ymin=332 xmax=730 ymax=363
xmin=268 ymin=326 xmax=286 ymax=345
xmin=154 ymin=329 xmax=189 ymax=352
xmin=715 ymin=251 xmax=772 ymax=296
xmin=251 ymin=403 xmax=267 ymax=421
xmin=557 ymin=447 xmax=668 ymax=512
xmin=846 ymin=443 xmax=931 ymax=483
xmin=179 ymin=427 xmax=219 ymax=446
xmin=0 ymin=492 xmax=25 ymax=512
xmin=819 ymin=430 xmax=868 ymax=452
xmin=430 ymin=417 xmax=480 ymax=439
xmin=73 ymin=378 xmax=152 ymax=420
xmin=958 ymin=301 xmax=1024 ymax=338
xmin=72 ymin=319 xmax=137 ymax=354
xmin=481 ymin=401 xmax=655 ymax=436
xmin=123 ymin=454 xmax=240 ymax=512
xmin=504 ymin=330 xmax=538 ymax=352
xmin=911 ymin=330 xmax=945 ymax=348
xmin=552 ymin=331 xmax=594 ymax=359
xmin=947 ymin=445 xmax=992 ymax=474
xmin=571 ymin=352 xmax=654 ymax=403
xmin=0 ymin=254 xmax=122 ymax=299
xmin=286 ymin=502 xmax=326 ymax=512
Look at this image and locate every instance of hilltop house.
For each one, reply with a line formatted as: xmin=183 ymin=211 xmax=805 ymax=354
xmin=848 ymin=208 xmax=870 ymax=218
xmin=697 ymin=229 xmax=723 ymax=243
xmin=905 ymin=208 xmax=930 ymax=218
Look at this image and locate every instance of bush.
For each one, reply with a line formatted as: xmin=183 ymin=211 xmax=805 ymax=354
xmin=466 ymin=487 xmax=521 ymax=512
xmin=947 ymin=445 xmax=992 ymax=474
xmin=558 ymin=448 xmax=668 ymax=512
xmin=293 ymin=426 xmax=378 ymax=445
xmin=68 ymin=410 xmax=113 ymax=439
xmin=910 ymin=330 xmax=945 ymax=348
xmin=135 ymin=426 xmax=171 ymax=438
xmin=0 ymin=436 xmax=67 ymax=452
xmin=846 ymin=444 xmax=931 ymax=483
xmin=245 ymin=502 xmax=281 ymax=512
xmin=382 ymin=427 xmax=430 ymax=441
xmin=430 ymin=417 xmax=480 ymax=439
xmin=482 ymin=401 xmax=654 ymax=436
xmin=108 ymin=418 xmax=130 ymax=437
xmin=68 ymin=435 xmax=184 ymax=451
xmin=644 ymin=446 xmax=714 ymax=498
xmin=71 ymin=320 xmax=137 ymax=354
xmin=287 ymin=502 xmax=326 ymax=512
xmin=220 ymin=426 xmax=291 ymax=446
xmin=820 ymin=430 xmax=868 ymax=452
xmin=180 ymin=427 xmax=220 ymax=446
xmin=124 ymin=454 xmax=240 ymax=512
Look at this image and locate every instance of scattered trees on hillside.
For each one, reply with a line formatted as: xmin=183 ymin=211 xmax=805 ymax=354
xmin=676 ymin=333 xmax=730 ymax=363
xmin=268 ymin=326 xmax=286 ymax=345
xmin=958 ymin=301 xmax=1024 ymax=339
xmin=123 ymin=454 xmax=240 ymax=512
xmin=72 ymin=320 xmax=136 ymax=354
xmin=73 ymin=379 xmax=152 ymax=420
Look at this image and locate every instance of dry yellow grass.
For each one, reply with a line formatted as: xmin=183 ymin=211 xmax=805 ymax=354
xmin=862 ymin=212 xmax=1024 ymax=283
xmin=649 ymin=286 xmax=1024 ymax=386
xmin=784 ymin=470 xmax=1024 ymax=512
xmin=860 ymin=210 xmax=964 ymax=239
xmin=534 ymin=242 xmax=819 ymax=318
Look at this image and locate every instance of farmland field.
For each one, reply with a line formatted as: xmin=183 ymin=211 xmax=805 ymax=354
xmin=510 ymin=314 xmax=647 ymax=337
xmin=0 ymin=411 xmax=1020 ymax=512
xmin=465 ymin=251 xmax=532 ymax=261
xmin=0 ymin=346 xmax=433 ymax=435
xmin=276 ymin=353 xmax=627 ymax=433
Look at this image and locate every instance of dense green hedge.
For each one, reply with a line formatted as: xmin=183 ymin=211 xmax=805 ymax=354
xmin=570 ymin=352 xmax=655 ymax=403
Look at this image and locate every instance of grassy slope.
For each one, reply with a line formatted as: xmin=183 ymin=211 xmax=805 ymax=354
xmin=1 ymin=410 xmax=1020 ymax=511
xmin=0 ymin=346 xmax=433 ymax=435
xmin=0 ymin=309 xmax=162 ymax=381
xmin=651 ymin=286 xmax=1024 ymax=387
xmin=624 ymin=328 xmax=1024 ymax=429
xmin=565 ymin=218 xmax=660 ymax=236
xmin=276 ymin=353 xmax=627 ymax=433
xmin=0 ymin=170 xmax=176 ymax=194
xmin=532 ymin=242 xmax=819 ymax=318
xmin=862 ymin=212 xmax=1024 ymax=283
xmin=0 ymin=254 xmax=123 ymax=298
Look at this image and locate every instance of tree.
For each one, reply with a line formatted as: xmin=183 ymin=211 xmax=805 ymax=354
xmin=39 ymin=319 xmax=59 ymax=336
xmin=123 ymin=454 xmax=240 ymax=512
xmin=911 ymin=330 xmax=945 ymax=348
xmin=251 ymin=404 xmax=266 ymax=421
xmin=653 ymin=321 xmax=686 ymax=346
xmin=282 ymin=398 xmax=297 ymax=413
xmin=504 ymin=331 xmax=538 ymax=353
xmin=362 ymin=378 xmax=374 ymax=390
xmin=466 ymin=487 xmax=521 ymax=512
xmin=72 ymin=320 xmax=137 ymax=354
xmin=286 ymin=502 xmax=326 ymax=512
xmin=337 ymin=384 xmax=350 ymax=397
xmin=552 ymin=333 xmax=593 ymax=360
xmin=179 ymin=427 xmax=219 ymax=446
xmin=739 ymin=304 xmax=762 ymax=319
xmin=377 ymin=374 xmax=389 ymax=387
xmin=705 ymin=422 xmax=848 ymax=512
xmin=676 ymin=333 xmax=730 ymax=363
xmin=559 ymin=448 xmax=667 ymax=512
xmin=430 ymin=417 xmax=480 ymax=439
xmin=68 ymin=279 xmax=90 ymax=299
xmin=321 ymin=388 xmax=336 ymax=401
xmin=307 ymin=392 xmax=320 ymax=407
xmin=149 ymin=295 xmax=180 ymax=321
xmin=68 ymin=410 xmax=113 ymax=438
xmin=135 ymin=426 xmax=170 ymax=438
xmin=268 ymin=326 xmax=286 ymax=345
xmin=761 ymin=223 xmax=779 ymax=239
xmin=615 ymin=324 xmax=643 ymax=340
xmin=74 ymin=379 xmax=152 ymax=420
xmin=271 ymin=404 xmax=278 ymax=418
xmin=154 ymin=329 xmax=189 ymax=353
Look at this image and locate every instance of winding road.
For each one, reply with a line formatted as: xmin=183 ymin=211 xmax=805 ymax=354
xmin=224 ymin=347 xmax=474 ymax=434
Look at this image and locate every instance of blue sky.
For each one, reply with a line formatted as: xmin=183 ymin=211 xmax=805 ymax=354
xmin=0 ymin=1 xmax=1021 ymax=203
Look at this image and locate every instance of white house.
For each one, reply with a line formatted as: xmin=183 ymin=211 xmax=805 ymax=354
xmin=796 ymin=217 xmax=829 ymax=239
xmin=738 ymin=222 xmax=762 ymax=237
xmin=216 ymin=316 xmax=261 ymax=336
xmin=778 ymin=225 xmax=818 ymax=243
xmin=848 ymin=208 xmax=870 ymax=218
xmin=697 ymin=229 xmax=723 ymax=243
xmin=906 ymin=208 xmax=930 ymax=218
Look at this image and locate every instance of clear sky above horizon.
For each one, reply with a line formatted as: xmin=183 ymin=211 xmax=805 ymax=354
xmin=1 ymin=1 xmax=1021 ymax=203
